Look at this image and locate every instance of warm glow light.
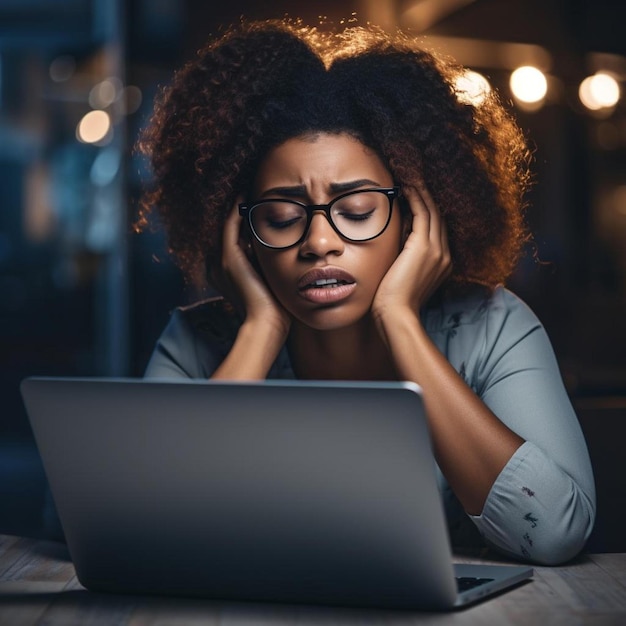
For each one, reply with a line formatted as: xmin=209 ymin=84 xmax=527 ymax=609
xmin=510 ymin=66 xmax=547 ymax=103
xmin=612 ymin=185 xmax=626 ymax=216
xmin=579 ymin=73 xmax=620 ymax=110
xmin=89 ymin=77 xmax=123 ymax=109
xmin=77 ymin=110 xmax=111 ymax=144
xmin=454 ymin=70 xmax=491 ymax=105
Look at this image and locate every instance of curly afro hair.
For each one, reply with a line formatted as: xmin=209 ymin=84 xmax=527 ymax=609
xmin=137 ymin=18 xmax=532 ymax=291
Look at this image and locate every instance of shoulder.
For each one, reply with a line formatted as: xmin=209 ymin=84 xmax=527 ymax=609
xmin=424 ymin=283 xmax=541 ymax=337
xmin=423 ymin=284 xmax=546 ymax=389
xmin=148 ymin=296 xmax=294 ymax=380
xmin=171 ymin=296 xmax=241 ymax=345
xmin=156 ymin=295 xmax=242 ymax=360
xmin=144 ymin=296 xmax=242 ymax=379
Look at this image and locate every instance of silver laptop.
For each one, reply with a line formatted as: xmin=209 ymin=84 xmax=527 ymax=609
xmin=20 ymin=376 xmax=532 ymax=610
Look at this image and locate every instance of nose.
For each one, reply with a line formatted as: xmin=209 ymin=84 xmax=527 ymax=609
xmin=298 ymin=211 xmax=344 ymax=258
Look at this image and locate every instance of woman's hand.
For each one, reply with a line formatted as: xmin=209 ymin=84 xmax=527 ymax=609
xmin=372 ymin=183 xmax=452 ymax=325
xmin=220 ymin=197 xmax=291 ymax=340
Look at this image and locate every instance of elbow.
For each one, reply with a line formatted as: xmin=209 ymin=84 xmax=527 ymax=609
xmin=477 ymin=488 xmax=596 ymax=566
xmin=527 ymin=502 xmax=596 ymax=565
xmin=485 ymin=514 xmax=594 ymax=566
xmin=530 ymin=487 xmax=596 ymax=565
xmin=471 ymin=441 xmax=597 ymax=566
xmin=528 ymin=529 xmax=590 ymax=566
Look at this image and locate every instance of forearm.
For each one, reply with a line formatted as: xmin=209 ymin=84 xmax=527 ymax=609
xmin=211 ymin=318 xmax=287 ymax=380
xmin=378 ymin=308 xmax=524 ymax=515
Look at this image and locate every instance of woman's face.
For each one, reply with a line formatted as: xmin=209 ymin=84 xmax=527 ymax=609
xmin=249 ymin=132 xmax=403 ymax=331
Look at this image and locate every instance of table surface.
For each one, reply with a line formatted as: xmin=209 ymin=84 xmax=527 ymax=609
xmin=1 ymin=534 xmax=625 ymax=625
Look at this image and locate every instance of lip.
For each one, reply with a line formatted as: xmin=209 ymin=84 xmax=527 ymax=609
xmin=297 ymin=267 xmax=357 ymax=305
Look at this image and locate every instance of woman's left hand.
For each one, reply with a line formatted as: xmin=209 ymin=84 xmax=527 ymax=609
xmin=372 ymin=183 xmax=452 ymax=324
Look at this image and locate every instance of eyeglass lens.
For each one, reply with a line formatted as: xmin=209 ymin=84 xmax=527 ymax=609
xmin=249 ymin=190 xmax=392 ymax=248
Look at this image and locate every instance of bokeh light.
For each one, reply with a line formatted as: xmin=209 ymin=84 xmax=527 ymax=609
xmin=454 ymin=70 xmax=491 ymax=105
xmin=510 ymin=66 xmax=548 ymax=103
xmin=88 ymin=78 xmax=123 ymax=109
xmin=76 ymin=110 xmax=111 ymax=144
xmin=579 ymin=72 xmax=620 ymax=111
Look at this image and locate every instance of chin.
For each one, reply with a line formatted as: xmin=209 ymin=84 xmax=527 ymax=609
xmin=291 ymin=304 xmax=369 ymax=332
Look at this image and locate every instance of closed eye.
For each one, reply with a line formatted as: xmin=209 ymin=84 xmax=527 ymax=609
xmin=265 ymin=216 xmax=304 ymax=230
xmin=336 ymin=208 xmax=376 ymax=221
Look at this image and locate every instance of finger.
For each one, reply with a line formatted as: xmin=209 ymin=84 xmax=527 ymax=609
xmin=429 ymin=200 xmax=451 ymax=274
xmin=405 ymin=183 xmax=445 ymax=257
xmin=426 ymin=199 xmax=447 ymax=252
xmin=414 ymin=178 xmax=437 ymax=211
xmin=415 ymin=182 xmax=444 ymax=244
xmin=402 ymin=185 xmax=430 ymax=244
xmin=440 ymin=214 xmax=450 ymax=256
xmin=411 ymin=183 xmax=452 ymax=278
xmin=424 ymin=192 xmax=450 ymax=256
xmin=403 ymin=184 xmax=427 ymax=216
xmin=223 ymin=195 xmax=246 ymax=249
xmin=413 ymin=180 xmax=450 ymax=253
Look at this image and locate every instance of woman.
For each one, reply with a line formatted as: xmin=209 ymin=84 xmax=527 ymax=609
xmin=137 ymin=19 xmax=595 ymax=565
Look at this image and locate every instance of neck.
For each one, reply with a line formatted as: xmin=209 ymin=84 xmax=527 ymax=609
xmin=287 ymin=316 xmax=398 ymax=381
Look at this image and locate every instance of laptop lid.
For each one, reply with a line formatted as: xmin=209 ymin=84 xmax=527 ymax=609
xmin=21 ymin=377 xmax=531 ymax=610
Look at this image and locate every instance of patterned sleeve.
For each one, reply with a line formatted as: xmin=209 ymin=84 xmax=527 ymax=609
xmin=437 ymin=287 xmax=596 ymax=564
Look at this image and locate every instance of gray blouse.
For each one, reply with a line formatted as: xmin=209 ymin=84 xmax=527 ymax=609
xmin=145 ymin=285 xmax=596 ymax=565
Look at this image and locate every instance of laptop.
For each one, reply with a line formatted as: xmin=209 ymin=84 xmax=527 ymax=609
xmin=20 ymin=376 xmax=532 ymax=610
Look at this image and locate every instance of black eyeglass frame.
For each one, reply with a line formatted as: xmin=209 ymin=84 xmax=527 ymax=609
xmin=238 ymin=186 xmax=400 ymax=249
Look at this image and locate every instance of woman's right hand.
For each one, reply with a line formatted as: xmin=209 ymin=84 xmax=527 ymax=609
xmin=220 ymin=197 xmax=291 ymax=341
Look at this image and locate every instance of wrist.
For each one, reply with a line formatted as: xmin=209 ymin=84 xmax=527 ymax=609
xmin=373 ymin=301 xmax=420 ymax=328
xmin=243 ymin=312 xmax=290 ymax=345
xmin=373 ymin=304 xmax=424 ymax=346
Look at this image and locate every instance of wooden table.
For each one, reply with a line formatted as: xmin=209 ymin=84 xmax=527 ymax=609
xmin=1 ymin=534 xmax=625 ymax=625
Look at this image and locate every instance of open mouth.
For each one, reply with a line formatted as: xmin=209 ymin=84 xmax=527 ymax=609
xmin=298 ymin=267 xmax=356 ymax=291
xmin=297 ymin=268 xmax=357 ymax=304
xmin=306 ymin=278 xmax=350 ymax=289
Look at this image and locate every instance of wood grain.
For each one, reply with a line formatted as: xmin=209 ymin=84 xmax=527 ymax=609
xmin=1 ymin=535 xmax=625 ymax=625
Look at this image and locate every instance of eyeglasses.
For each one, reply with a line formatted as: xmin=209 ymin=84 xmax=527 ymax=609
xmin=239 ymin=187 xmax=399 ymax=249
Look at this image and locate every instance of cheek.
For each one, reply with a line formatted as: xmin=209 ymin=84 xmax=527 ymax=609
xmin=375 ymin=221 xmax=404 ymax=272
xmin=353 ymin=239 xmax=401 ymax=296
xmin=253 ymin=251 xmax=295 ymax=297
xmin=368 ymin=246 xmax=399 ymax=283
xmin=371 ymin=232 xmax=403 ymax=283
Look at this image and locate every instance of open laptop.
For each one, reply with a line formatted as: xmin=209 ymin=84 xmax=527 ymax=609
xmin=20 ymin=376 xmax=532 ymax=610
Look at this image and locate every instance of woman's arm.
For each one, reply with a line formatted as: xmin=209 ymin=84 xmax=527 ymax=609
xmin=208 ymin=198 xmax=290 ymax=380
xmin=377 ymin=308 xmax=524 ymax=515
xmin=145 ymin=200 xmax=290 ymax=380
xmin=373 ymin=185 xmax=522 ymax=515
xmin=373 ymin=186 xmax=595 ymax=563
xmin=460 ymin=293 xmax=595 ymax=564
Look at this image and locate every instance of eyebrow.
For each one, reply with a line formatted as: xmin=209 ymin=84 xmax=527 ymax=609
xmin=260 ymin=179 xmax=383 ymax=199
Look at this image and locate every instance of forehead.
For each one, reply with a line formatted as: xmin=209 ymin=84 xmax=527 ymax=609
xmin=253 ymin=133 xmax=391 ymax=191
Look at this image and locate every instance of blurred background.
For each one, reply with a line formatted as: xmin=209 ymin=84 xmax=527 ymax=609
xmin=1 ymin=0 xmax=625 ymax=547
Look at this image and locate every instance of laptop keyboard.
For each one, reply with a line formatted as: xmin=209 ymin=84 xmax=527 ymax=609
xmin=456 ymin=576 xmax=495 ymax=592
